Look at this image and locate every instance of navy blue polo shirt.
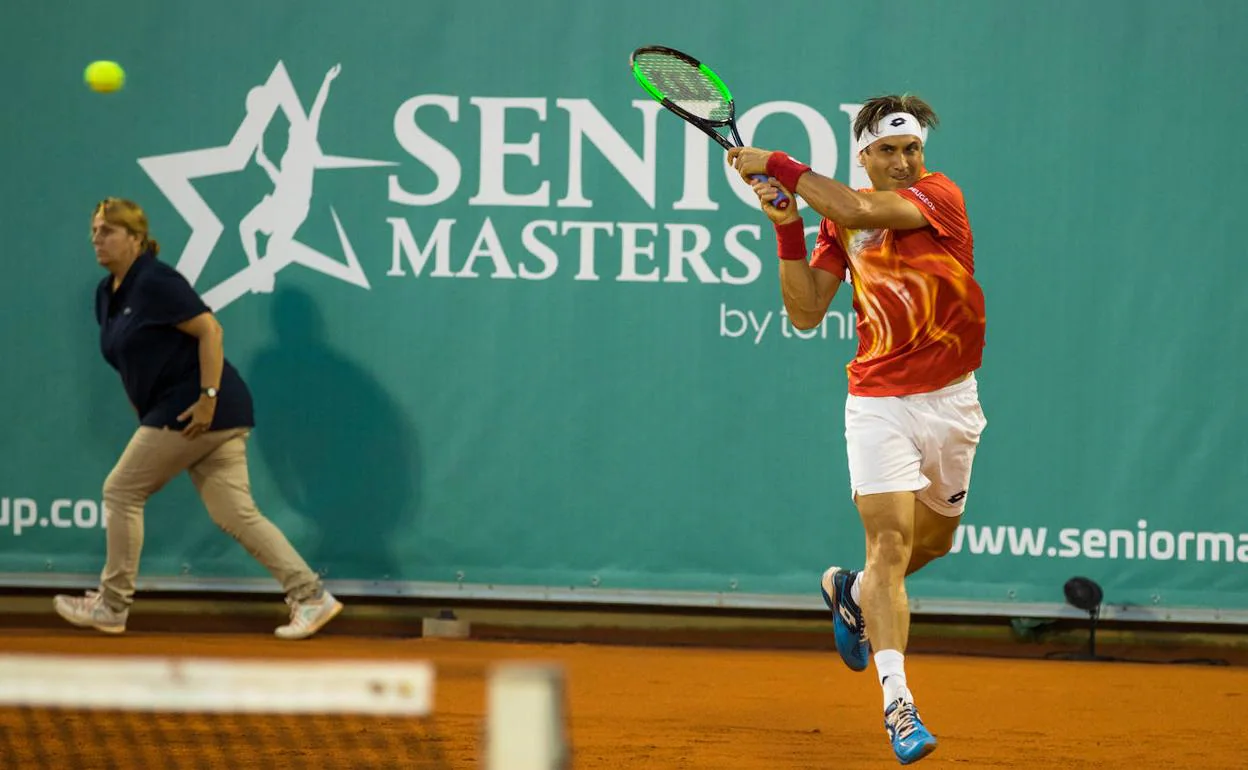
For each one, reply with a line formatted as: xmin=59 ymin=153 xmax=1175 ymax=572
xmin=95 ymin=253 xmax=254 ymax=431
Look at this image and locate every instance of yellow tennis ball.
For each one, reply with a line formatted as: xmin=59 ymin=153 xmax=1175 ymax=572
xmin=84 ymin=60 xmax=125 ymax=93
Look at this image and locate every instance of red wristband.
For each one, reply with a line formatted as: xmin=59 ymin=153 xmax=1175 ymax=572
xmin=766 ymin=152 xmax=812 ymax=194
xmin=775 ymin=218 xmax=807 ymax=261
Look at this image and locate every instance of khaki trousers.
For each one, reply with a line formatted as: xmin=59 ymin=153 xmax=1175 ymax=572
xmin=98 ymin=426 xmax=321 ymax=611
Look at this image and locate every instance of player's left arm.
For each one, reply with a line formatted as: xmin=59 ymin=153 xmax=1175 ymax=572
xmin=727 ymin=147 xmax=930 ymax=231
xmin=793 ymin=177 xmax=930 ymax=231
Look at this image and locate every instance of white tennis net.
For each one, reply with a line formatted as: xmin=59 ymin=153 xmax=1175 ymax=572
xmin=0 ymin=653 xmax=442 ymax=769
xmin=0 ymin=653 xmax=569 ymax=770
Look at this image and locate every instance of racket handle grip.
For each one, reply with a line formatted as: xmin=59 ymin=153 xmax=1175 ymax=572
xmin=750 ymin=174 xmax=790 ymax=209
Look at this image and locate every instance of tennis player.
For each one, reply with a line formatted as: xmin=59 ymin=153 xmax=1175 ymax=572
xmin=728 ymin=94 xmax=987 ymax=764
xmin=53 ymin=198 xmax=342 ymax=641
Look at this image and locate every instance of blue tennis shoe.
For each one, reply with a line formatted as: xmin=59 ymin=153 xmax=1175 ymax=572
xmin=884 ymin=697 xmax=938 ymax=764
xmin=819 ymin=566 xmax=870 ymax=672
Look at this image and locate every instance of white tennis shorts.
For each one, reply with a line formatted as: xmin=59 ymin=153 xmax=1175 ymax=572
xmin=844 ymin=374 xmax=987 ymax=517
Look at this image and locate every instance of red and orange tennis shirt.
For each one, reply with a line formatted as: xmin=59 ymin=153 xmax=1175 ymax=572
xmin=809 ymin=171 xmax=986 ymax=397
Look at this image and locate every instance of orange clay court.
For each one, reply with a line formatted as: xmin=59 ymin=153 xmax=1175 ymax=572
xmin=0 ymin=624 xmax=1244 ymax=769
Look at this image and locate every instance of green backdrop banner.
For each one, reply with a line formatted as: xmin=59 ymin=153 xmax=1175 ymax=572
xmin=2 ymin=1 xmax=1245 ymax=620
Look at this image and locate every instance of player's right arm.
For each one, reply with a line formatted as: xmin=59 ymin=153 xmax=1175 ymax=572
xmin=752 ymin=179 xmax=843 ymax=330
xmin=780 ymin=248 xmax=842 ymax=330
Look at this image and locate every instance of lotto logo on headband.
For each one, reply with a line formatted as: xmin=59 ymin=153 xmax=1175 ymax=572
xmin=855 ymin=111 xmax=929 ymax=154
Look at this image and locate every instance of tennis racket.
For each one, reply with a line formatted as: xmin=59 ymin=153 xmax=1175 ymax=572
xmin=629 ymin=45 xmax=789 ymax=209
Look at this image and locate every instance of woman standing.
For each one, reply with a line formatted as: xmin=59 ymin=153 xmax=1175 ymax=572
xmin=54 ymin=198 xmax=342 ymax=640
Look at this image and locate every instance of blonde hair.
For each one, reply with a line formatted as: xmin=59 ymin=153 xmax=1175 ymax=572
xmin=93 ymin=197 xmax=160 ymax=257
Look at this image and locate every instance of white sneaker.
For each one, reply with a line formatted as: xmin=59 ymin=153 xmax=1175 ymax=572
xmin=53 ymin=591 xmax=128 ymax=634
xmin=275 ymin=590 xmax=343 ymax=640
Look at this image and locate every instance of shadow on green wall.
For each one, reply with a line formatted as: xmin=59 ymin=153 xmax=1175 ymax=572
xmin=246 ymin=285 xmax=422 ymax=580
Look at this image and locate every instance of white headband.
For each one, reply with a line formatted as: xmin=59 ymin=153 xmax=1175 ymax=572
xmin=854 ymin=111 xmax=929 ymax=155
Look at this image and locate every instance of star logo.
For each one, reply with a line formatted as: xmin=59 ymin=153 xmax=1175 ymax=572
xmin=137 ymin=62 xmax=396 ymax=311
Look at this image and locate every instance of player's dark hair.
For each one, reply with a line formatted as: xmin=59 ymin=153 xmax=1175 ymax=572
xmin=853 ymin=94 xmax=940 ymax=144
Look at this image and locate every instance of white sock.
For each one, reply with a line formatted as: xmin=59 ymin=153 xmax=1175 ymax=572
xmin=874 ymin=649 xmax=912 ymax=707
xmin=850 ymin=569 xmax=866 ymax=605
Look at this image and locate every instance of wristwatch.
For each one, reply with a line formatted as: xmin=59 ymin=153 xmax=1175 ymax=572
xmin=201 ymin=386 xmax=219 ymax=398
